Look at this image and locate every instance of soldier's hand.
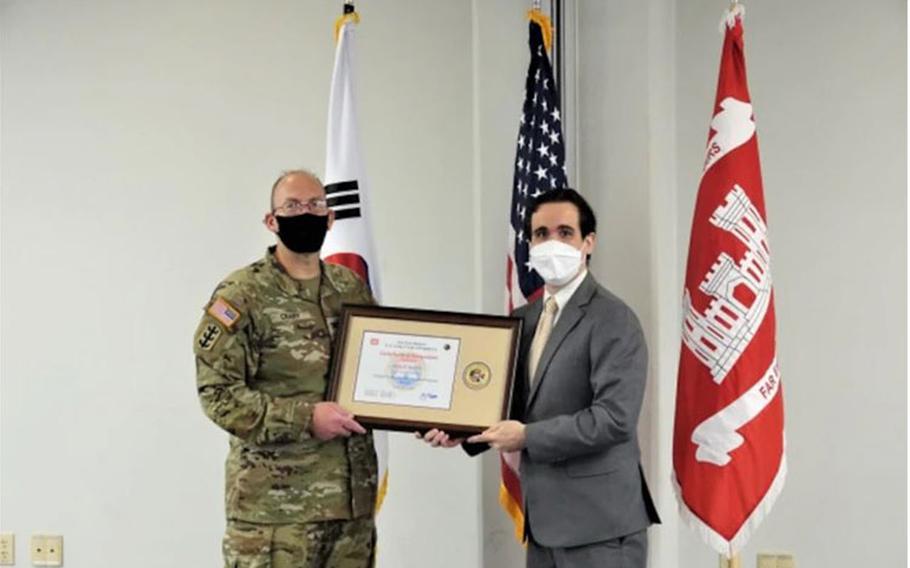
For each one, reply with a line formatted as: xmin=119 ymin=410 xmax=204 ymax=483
xmin=311 ymin=402 xmax=367 ymax=441
xmin=415 ymin=428 xmax=464 ymax=448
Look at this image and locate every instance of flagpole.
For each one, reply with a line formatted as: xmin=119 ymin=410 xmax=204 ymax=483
xmin=552 ymin=0 xmax=562 ymax=93
xmin=716 ymin=9 xmax=746 ymax=568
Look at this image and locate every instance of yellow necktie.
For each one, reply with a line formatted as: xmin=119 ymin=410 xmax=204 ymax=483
xmin=529 ymin=297 xmax=559 ymax=384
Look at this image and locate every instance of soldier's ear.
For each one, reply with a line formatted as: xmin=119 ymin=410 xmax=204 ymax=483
xmin=326 ymin=209 xmax=335 ymax=231
xmin=264 ymin=212 xmax=279 ymax=234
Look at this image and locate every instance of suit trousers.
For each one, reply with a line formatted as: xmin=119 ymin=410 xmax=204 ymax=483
xmin=526 ymin=529 xmax=648 ymax=568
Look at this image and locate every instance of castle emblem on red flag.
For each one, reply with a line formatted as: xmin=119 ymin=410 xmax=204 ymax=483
xmin=673 ymin=9 xmax=786 ymax=558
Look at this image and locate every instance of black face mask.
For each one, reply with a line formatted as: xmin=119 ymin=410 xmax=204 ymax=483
xmin=275 ymin=214 xmax=329 ymax=253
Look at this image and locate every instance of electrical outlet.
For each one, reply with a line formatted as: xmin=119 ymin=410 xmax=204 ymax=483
xmin=43 ymin=536 xmax=62 ymax=567
xmin=30 ymin=534 xmax=62 ymax=566
xmin=777 ymin=554 xmax=795 ymax=568
xmin=757 ymin=552 xmax=796 ymax=568
xmin=0 ymin=533 xmax=14 ymax=565
xmin=30 ymin=535 xmax=47 ymax=565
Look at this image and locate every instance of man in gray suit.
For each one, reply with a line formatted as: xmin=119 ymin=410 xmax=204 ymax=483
xmin=423 ymin=189 xmax=659 ymax=568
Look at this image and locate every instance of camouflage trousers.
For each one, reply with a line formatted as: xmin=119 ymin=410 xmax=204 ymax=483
xmin=223 ymin=517 xmax=375 ymax=568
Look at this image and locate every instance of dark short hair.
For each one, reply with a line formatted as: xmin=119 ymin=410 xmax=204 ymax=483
xmin=525 ymin=188 xmax=597 ymax=239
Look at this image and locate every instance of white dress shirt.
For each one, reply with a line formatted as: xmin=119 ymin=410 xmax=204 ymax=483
xmin=542 ymin=267 xmax=587 ymax=326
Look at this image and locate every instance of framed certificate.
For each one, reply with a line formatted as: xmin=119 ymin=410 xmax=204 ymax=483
xmin=328 ymin=305 xmax=523 ymax=435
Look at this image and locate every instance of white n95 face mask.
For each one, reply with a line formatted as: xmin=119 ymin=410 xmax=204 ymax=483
xmin=528 ymin=240 xmax=583 ymax=286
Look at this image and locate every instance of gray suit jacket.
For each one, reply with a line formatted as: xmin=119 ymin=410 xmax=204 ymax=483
xmin=469 ymin=273 xmax=659 ymax=548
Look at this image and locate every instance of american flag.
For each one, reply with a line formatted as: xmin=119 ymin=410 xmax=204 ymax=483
xmin=506 ymin=17 xmax=568 ymax=312
xmin=500 ymin=11 xmax=568 ymax=542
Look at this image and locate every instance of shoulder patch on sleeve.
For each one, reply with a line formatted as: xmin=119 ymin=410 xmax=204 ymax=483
xmin=208 ymin=296 xmax=242 ymax=330
xmin=196 ymin=323 xmax=223 ymax=350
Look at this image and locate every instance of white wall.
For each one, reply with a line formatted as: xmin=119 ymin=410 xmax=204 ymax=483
xmin=2 ymin=1 xmax=905 ymax=568
xmin=472 ymin=1 xmax=532 ymax=566
xmin=572 ymin=2 xmax=681 ymax=567
xmin=1 ymin=1 xmax=482 ymax=567
xmin=355 ymin=4 xmax=482 ymax=567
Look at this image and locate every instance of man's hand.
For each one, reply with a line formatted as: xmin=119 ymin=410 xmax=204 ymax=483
xmin=311 ymin=402 xmax=366 ymax=441
xmin=415 ymin=428 xmax=464 ymax=448
xmin=467 ymin=420 xmax=527 ymax=451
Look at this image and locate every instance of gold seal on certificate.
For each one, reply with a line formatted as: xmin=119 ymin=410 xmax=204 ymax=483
xmin=463 ymin=362 xmax=492 ymax=390
xmin=328 ymin=305 xmax=522 ymax=434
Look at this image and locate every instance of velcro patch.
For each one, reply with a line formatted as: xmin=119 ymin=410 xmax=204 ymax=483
xmin=197 ymin=323 xmax=222 ymax=350
xmin=208 ymin=297 xmax=241 ymax=330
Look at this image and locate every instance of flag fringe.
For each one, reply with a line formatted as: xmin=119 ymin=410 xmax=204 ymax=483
xmin=719 ymin=3 xmax=745 ymax=34
xmin=527 ymin=9 xmax=553 ymax=54
xmin=334 ymin=11 xmax=360 ymax=43
xmin=672 ymin=447 xmax=787 ymax=558
xmin=498 ymin=482 xmax=526 ymax=543
xmin=374 ymin=469 xmax=389 ymax=512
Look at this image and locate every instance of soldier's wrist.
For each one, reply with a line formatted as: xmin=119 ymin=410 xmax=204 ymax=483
xmin=299 ymin=401 xmax=315 ymax=437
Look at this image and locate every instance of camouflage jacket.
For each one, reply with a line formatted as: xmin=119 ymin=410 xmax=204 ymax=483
xmin=194 ymin=247 xmax=377 ymax=524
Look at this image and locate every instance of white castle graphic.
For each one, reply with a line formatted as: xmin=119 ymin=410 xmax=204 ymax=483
xmin=683 ymin=185 xmax=772 ymax=384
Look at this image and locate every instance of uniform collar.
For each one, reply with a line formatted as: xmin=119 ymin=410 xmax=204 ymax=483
xmin=265 ymin=246 xmax=340 ymax=303
xmin=265 ymin=246 xmax=301 ymax=295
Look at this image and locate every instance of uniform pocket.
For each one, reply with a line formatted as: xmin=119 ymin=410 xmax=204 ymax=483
xmin=223 ymin=521 xmax=273 ymax=568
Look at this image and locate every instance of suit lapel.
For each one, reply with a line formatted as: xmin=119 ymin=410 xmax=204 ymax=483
xmin=519 ymin=300 xmax=543 ymax=399
xmin=526 ymin=274 xmax=597 ymax=410
xmin=524 ymin=300 xmax=543 ymax=343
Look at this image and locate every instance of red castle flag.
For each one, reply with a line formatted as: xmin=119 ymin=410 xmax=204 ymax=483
xmin=672 ymin=6 xmax=786 ymax=558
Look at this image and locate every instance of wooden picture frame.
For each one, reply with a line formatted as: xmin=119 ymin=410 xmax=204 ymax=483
xmin=328 ymin=305 xmax=523 ymax=435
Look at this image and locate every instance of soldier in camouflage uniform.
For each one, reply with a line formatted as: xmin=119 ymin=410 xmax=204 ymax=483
xmin=194 ymin=170 xmax=378 ymax=567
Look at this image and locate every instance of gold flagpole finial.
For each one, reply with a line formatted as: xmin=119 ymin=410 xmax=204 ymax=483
xmin=528 ymin=6 xmax=553 ymax=54
xmin=334 ymin=1 xmax=360 ymax=43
